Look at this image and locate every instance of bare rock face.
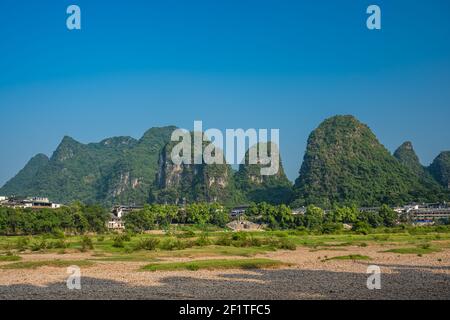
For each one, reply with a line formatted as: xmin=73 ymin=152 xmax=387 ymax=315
xmin=154 ymin=138 xmax=235 ymax=204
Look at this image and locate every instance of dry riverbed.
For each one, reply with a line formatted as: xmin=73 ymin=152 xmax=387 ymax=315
xmin=0 ymin=244 xmax=449 ymax=300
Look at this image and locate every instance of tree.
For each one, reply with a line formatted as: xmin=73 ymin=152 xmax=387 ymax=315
xmin=304 ymin=205 xmax=324 ymax=230
xmin=378 ymin=205 xmax=398 ymax=227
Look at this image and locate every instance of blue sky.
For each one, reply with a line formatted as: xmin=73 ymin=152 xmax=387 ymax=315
xmin=1 ymin=0 xmax=450 ymax=185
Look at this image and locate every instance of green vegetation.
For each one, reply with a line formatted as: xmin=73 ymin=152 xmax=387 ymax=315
xmin=0 ymin=204 xmax=109 ymax=236
xmin=234 ymin=142 xmax=293 ymax=205
xmin=429 ymin=151 xmax=450 ymax=188
xmin=3 ymin=116 xmax=448 ymax=209
xmin=0 ymin=254 xmax=22 ymax=262
xmin=1 ymin=259 xmax=94 ymax=270
xmin=384 ymin=245 xmax=441 ymax=255
xmin=325 ymin=254 xmax=371 ymax=261
xmin=142 ymin=258 xmax=285 ymax=272
xmin=0 ymin=127 xmax=176 ymax=205
xmin=292 ymin=115 xmax=449 ymax=208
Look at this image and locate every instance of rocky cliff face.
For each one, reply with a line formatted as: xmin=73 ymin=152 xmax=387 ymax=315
xmin=154 ymin=138 xmax=237 ymax=204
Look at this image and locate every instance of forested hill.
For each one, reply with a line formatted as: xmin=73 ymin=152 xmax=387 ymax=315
xmin=1 ymin=116 xmax=449 ymax=207
xmin=292 ymin=115 xmax=449 ymax=208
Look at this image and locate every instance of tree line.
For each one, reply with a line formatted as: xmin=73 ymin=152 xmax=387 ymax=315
xmin=0 ymin=201 xmax=416 ymax=236
xmin=0 ymin=203 xmax=108 ymax=236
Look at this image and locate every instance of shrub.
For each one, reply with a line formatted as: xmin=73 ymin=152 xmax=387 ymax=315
xmin=16 ymin=237 xmax=30 ymax=251
xmin=51 ymin=229 xmax=66 ymax=239
xmin=276 ymin=238 xmax=297 ymax=251
xmin=159 ymin=238 xmax=185 ymax=251
xmin=31 ymin=239 xmax=48 ymax=252
xmin=232 ymin=232 xmax=248 ymax=241
xmin=135 ymin=238 xmax=160 ymax=251
xmin=53 ymin=239 xmax=68 ymax=249
xmin=195 ymin=233 xmax=211 ymax=247
xmin=177 ymin=230 xmax=196 ymax=239
xmin=321 ymin=222 xmax=343 ymax=234
xmin=112 ymin=236 xmax=125 ymax=248
xmin=352 ymin=221 xmax=370 ymax=235
xmin=215 ymin=234 xmax=232 ymax=246
xmin=81 ymin=236 xmax=94 ymax=251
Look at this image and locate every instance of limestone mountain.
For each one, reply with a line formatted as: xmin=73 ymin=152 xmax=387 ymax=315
xmin=154 ymin=133 xmax=242 ymax=205
xmin=393 ymin=142 xmax=424 ymax=174
xmin=393 ymin=141 xmax=444 ymax=192
xmin=234 ymin=142 xmax=293 ymax=204
xmin=0 ymin=127 xmax=176 ymax=205
xmin=0 ymin=153 xmax=50 ymax=197
xmin=292 ymin=115 xmax=448 ymax=208
xmin=429 ymin=151 xmax=450 ymax=189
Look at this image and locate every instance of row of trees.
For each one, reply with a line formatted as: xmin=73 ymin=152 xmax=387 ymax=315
xmin=246 ymin=203 xmax=398 ymax=233
xmin=124 ymin=203 xmax=229 ymax=232
xmin=0 ymin=203 xmax=109 ymax=236
xmin=0 ymin=201 xmax=399 ymax=235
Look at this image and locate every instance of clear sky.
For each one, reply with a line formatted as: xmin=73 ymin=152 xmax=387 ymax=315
xmin=1 ymin=0 xmax=450 ymax=185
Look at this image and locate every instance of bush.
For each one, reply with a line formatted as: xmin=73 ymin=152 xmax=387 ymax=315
xmin=159 ymin=238 xmax=186 ymax=251
xmin=53 ymin=239 xmax=68 ymax=249
xmin=51 ymin=229 xmax=66 ymax=239
xmin=232 ymin=232 xmax=248 ymax=241
xmin=195 ymin=233 xmax=211 ymax=247
xmin=135 ymin=238 xmax=160 ymax=251
xmin=112 ymin=233 xmax=132 ymax=247
xmin=176 ymin=230 xmax=196 ymax=239
xmin=215 ymin=234 xmax=233 ymax=246
xmin=321 ymin=222 xmax=343 ymax=234
xmin=352 ymin=221 xmax=370 ymax=235
xmin=276 ymin=238 xmax=297 ymax=251
xmin=112 ymin=236 xmax=125 ymax=248
xmin=16 ymin=237 xmax=30 ymax=251
xmin=81 ymin=236 xmax=94 ymax=251
xmin=31 ymin=239 xmax=48 ymax=252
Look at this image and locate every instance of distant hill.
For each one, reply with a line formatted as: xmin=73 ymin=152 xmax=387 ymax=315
xmin=234 ymin=142 xmax=293 ymax=205
xmin=429 ymin=151 xmax=450 ymax=189
xmin=0 ymin=127 xmax=176 ymax=205
xmin=1 ymin=116 xmax=448 ymax=207
xmin=292 ymin=115 xmax=449 ymax=208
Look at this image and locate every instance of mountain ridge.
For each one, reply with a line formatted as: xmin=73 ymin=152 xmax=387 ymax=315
xmin=1 ymin=116 xmax=449 ymax=207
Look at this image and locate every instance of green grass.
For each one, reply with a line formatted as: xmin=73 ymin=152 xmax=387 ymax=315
xmin=384 ymin=246 xmax=441 ymax=255
xmin=325 ymin=254 xmax=372 ymax=261
xmin=142 ymin=258 xmax=286 ymax=272
xmin=1 ymin=259 xmax=94 ymax=270
xmin=0 ymin=255 xmax=22 ymax=262
xmin=92 ymin=255 xmax=160 ymax=262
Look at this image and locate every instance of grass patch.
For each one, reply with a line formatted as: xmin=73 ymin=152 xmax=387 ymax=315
xmin=0 ymin=255 xmax=22 ymax=262
xmin=325 ymin=255 xmax=371 ymax=261
xmin=92 ymin=255 xmax=160 ymax=262
xmin=1 ymin=259 xmax=94 ymax=270
xmin=142 ymin=258 xmax=286 ymax=272
xmin=384 ymin=246 xmax=441 ymax=255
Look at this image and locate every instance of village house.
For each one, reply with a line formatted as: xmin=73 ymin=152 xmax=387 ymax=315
xmin=107 ymin=205 xmax=144 ymax=230
xmin=0 ymin=196 xmax=62 ymax=209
